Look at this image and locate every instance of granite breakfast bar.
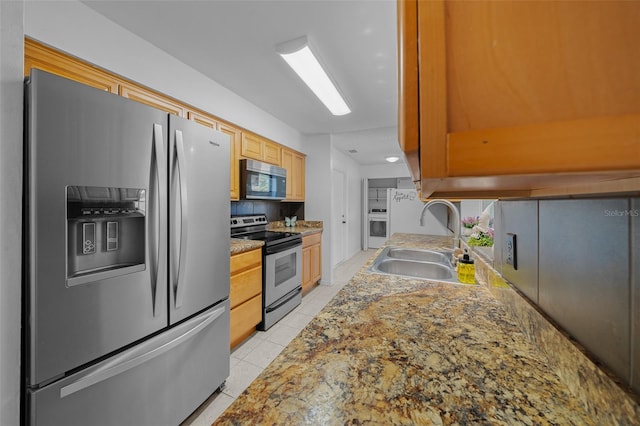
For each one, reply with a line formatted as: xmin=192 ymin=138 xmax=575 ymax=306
xmin=215 ymin=233 xmax=638 ymax=425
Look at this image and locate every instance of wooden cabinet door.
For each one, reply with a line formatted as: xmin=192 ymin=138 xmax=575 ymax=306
xmin=230 ymin=294 xmax=262 ymax=348
xmin=263 ymin=141 xmax=281 ymax=165
xmin=119 ymin=83 xmax=187 ymax=117
xmin=230 ymin=249 xmax=262 ymax=348
xmin=219 ymin=123 xmax=242 ymax=200
xmin=241 ymin=133 xmax=281 ymax=165
xmin=311 ymin=243 xmax=321 ymax=284
xmin=399 ymin=0 xmax=640 ymax=199
xmin=240 ymin=132 xmax=263 ymax=161
xmin=292 ymin=152 xmax=305 ymax=200
xmin=282 ymin=149 xmax=306 ymax=201
xmin=302 ymin=245 xmax=312 ymax=295
xmin=302 ymin=233 xmax=321 ymax=296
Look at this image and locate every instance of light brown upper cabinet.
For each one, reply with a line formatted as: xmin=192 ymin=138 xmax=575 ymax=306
xmin=281 ymin=148 xmax=306 ymax=201
xmin=219 ymin=123 xmax=242 ymax=200
xmin=398 ymin=0 xmax=640 ymax=199
xmin=241 ymin=132 xmax=281 ymax=165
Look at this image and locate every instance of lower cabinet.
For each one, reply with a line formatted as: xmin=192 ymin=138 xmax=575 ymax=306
xmin=302 ymin=232 xmax=322 ymax=296
xmin=230 ymin=248 xmax=262 ymax=349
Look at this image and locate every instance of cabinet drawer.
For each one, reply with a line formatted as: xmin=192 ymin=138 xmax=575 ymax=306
xmin=231 ymin=248 xmax=261 ymax=273
xmin=302 ymin=232 xmax=321 ymax=248
xmin=230 ymin=265 xmax=262 ymax=309
xmin=230 ymin=294 xmax=262 ymax=348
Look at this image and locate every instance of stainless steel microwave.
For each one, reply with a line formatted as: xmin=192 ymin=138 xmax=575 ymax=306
xmin=240 ymin=159 xmax=287 ymax=200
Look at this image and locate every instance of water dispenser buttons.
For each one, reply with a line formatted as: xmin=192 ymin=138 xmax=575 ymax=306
xmin=106 ymin=221 xmax=119 ymax=251
xmin=82 ymin=222 xmax=96 ymax=255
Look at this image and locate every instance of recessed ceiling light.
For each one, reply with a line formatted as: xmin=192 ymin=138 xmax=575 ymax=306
xmin=385 ymin=156 xmax=400 ymax=163
xmin=276 ymin=36 xmax=351 ymax=116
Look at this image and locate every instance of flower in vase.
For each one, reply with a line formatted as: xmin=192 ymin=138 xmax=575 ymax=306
xmin=461 ymin=216 xmax=479 ymax=229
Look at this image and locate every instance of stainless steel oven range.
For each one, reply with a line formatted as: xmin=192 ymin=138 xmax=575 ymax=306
xmin=231 ymin=215 xmax=302 ymax=330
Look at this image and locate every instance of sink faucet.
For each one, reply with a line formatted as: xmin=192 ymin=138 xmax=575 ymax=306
xmin=419 ymin=199 xmax=460 ymax=249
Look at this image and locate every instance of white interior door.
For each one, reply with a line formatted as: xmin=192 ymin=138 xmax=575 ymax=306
xmin=331 ymin=169 xmax=347 ymax=268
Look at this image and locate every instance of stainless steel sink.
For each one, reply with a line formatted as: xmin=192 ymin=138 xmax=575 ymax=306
xmin=373 ymin=258 xmax=454 ymax=280
xmin=385 ymin=247 xmax=450 ymax=264
xmin=368 ymin=246 xmax=464 ymax=283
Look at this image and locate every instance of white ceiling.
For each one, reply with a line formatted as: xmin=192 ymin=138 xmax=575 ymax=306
xmin=81 ymin=0 xmax=401 ymax=166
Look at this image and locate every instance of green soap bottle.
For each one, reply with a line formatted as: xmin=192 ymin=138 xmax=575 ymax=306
xmin=457 ymin=250 xmax=476 ymax=285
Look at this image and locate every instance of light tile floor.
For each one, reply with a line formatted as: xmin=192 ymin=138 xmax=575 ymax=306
xmin=181 ymin=249 xmax=376 ymax=426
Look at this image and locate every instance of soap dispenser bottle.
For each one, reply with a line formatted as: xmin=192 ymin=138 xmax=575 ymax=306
xmin=457 ymin=249 xmax=476 ymax=284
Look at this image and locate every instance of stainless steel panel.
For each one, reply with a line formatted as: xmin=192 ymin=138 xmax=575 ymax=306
xmin=262 ymin=288 xmax=302 ymax=330
xmin=631 ymin=197 xmax=640 ymax=393
xmin=29 ymin=302 xmax=230 ymax=426
xmin=26 ymin=70 xmax=168 ymax=385
xmin=539 ymin=199 xmax=630 ymax=380
xmin=495 ymin=201 xmax=539 ymax=303
xmin=169 ymin=115 xmax=230 ymax=324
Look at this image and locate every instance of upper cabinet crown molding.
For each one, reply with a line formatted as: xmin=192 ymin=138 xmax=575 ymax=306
xmin=24 ymin=38 xmax=120 ymax=93
xmin=398 ymin=0 xmax=640 ymax=199
xmin=119 ymin=82 xmax=187 ymax=117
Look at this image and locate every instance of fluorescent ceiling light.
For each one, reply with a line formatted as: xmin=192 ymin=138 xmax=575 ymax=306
xmin=385 ymin=156 xmax=400 ymax=163
xmin=277 ymin=36 xmax=351 ymax=116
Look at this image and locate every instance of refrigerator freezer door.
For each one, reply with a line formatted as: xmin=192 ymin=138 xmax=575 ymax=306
xmin=25 ymin=70 xmax=168 ymax=386
xmin=169 ymin=115 xmax=230 ymax=324
xmin=28 ymin=302 xmax=230 ymax=426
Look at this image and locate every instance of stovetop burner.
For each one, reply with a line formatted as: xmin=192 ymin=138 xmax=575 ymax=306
xmin=231 ymin=215 xmax=301 ymax=247
xmin=234 ymin=230 xmax=298 ymax=243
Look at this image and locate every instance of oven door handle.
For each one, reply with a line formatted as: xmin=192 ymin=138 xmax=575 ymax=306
xmin=265 ymin=287 xmax=302 ymax=313
xmin=265 ymin=238 xmax=302 ymax=255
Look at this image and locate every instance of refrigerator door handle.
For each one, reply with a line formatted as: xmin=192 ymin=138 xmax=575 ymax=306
xmin=59 ymin=304 xmax=226 ymax=398
xmin=174 ymin=129 xmax=189 ymax=308
xmin=153 ymin=123 xmax=167 ymax=317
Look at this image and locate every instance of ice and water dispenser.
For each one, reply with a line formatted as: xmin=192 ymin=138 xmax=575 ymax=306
xmin=67 ymin=186 xmax=146 ymax=286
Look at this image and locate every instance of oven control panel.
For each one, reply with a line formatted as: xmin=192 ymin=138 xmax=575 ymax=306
xmin=230 ymin=215 xmax=268 ymax=228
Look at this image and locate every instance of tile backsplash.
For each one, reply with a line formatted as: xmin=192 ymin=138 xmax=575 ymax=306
xmin=231 ymin=200 xmax=304 ymax=222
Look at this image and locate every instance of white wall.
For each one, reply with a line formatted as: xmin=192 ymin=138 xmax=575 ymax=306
xmin=303 ymin=134 xmax=334 ymax=282
xmin=360 ymin=162 xmax=411 ymax=179
xmin=0 ymin=2 xmax=24 ymax=424
xmin=24 ymin=0 xmax=304 ymax=152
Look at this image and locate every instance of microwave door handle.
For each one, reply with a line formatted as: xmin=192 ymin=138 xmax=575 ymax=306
xmin=174 ymin=129 xmax=189 ymax=309
xmin=152 ymin=123 xmax=167 ymax=317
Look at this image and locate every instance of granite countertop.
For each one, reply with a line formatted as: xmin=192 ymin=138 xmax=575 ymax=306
xmin=268 ymin=220 xmax=323 ymax=236
xmin=215 ymin=234 xmax=599 ymax=425
xmin=230 ymin=239 xmax=264 ymax=256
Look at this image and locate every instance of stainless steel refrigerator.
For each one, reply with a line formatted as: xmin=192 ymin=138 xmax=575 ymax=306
xmin=23 ymin=69 xmax=231 ymax=426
